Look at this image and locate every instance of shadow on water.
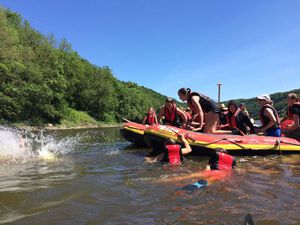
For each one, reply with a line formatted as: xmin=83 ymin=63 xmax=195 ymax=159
xmin=0 ymin=126 xmax=300 ymax=225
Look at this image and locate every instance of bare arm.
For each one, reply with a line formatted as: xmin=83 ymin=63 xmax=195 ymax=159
xmin=154 ymin=114 xmax=158 ymax=124
xmin=178 ymin=134 xmax=192 ymax=155
xmin=176 ymin=107 xmax=188 ymax=125
xmin=157 ymin=107 xmax=165 ymax=124
xmin=191 ymin=96 xmax=204 ymax=129
xmin=261 ymin=108 xmax=277 ymax=132
xmin=142 ymin=116 xmax=147 ymax=124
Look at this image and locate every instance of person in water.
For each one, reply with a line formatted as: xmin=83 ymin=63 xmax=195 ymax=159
xmin=282 ymin=93 xmax=300 ymax=142
xmin=222 ymin=101 xmax=255 ymax=135
xmin=144 ymin=134 xmax=192 ymax=165
xmin=157 ymin=97 xmax=187 ymax=127
xmin=142 ymin=107 xmax=158 ymax=125
xmin=156 ymin=148 xmax=236 ymax=184
xmin=206 ymin=148 xmax=236 ymax=171
xmin=178 ymin=88 xmax=220 ymax=133
xmin=256 ymin=94 xmax=281 ymax=137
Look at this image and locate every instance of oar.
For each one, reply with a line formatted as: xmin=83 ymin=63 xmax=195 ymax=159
xmin=181 ymin=179 xmax=208 ymax=192
xmin=122 ymin=118 xmax=132 ymax=123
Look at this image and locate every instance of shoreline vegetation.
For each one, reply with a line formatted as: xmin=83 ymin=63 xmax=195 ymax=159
xmin=1 ymin=7 xmax=300 ymax=129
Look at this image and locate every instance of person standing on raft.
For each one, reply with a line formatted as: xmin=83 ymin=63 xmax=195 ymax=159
xmin=178 ymin=88 xmax=220 ymax=133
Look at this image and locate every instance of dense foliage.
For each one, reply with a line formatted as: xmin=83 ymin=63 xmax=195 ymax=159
xmin=1 ymin=8 xmax=298 ymax=125
xmin=0 ymin=8 xmax=172 ymax=125
xmin=222 ymin=89 xmax=300 ymax=120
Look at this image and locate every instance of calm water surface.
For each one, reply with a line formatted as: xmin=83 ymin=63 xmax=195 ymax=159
xmin=0 ymin=127 xmax=300 ymax=225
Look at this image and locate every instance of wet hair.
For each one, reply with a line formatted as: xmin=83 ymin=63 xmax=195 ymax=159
xmin=178 ymin=88 xmax=191 ymax=96
xmin=164 ymin=138 xmax=176 ymax=145
xmin=288 ymin=93 xmax=299 ymax=101
xmin=213 ymin=148 xmax=227 ymax=153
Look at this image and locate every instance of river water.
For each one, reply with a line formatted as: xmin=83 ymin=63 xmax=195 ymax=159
xmin=0 ymin=126 xmax=299 ymax=225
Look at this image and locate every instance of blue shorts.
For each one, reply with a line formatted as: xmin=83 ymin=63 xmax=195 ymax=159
xmin=266 ymin=128 xmax=281 ymax=137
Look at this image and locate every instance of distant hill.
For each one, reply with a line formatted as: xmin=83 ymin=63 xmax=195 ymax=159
xmin=222 ymin=89 xmax=300 ymax=119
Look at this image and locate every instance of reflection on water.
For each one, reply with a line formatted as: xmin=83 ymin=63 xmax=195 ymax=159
xmin=0 ymin=127 xmax=299 ymax=225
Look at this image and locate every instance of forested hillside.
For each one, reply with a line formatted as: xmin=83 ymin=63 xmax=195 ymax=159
xmin=1 ymin=7 xmax=298 ymax=126
xmin=0 ymin=7 xmax=172 ymax=125
xmin=223 ymin=89 xmax=300 ymax=119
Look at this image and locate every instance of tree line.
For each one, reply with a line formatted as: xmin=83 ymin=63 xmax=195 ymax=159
xmin=0 ymin=7 xmax=173 ymax=125
xmin=222 ymin=89 xmax=300 ymax=120
xmin=0 ymin=7 xmax=298 ymax=125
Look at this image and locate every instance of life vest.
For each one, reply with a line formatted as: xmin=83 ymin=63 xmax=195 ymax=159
xmin=164 ymin=103 xmax=177 ymax=125
xmin=146 ymin=112 xmax=156 ymax=125
xmin=210 ymin=152 xmax=235 ymax=171
xmin=226 ymin=109 xmax=240 ymax=129
xmin=259 ymin=104 xmax=280 ymax=129
xmin=187 ymin=92 xmax=220 ymax=113
xmin=165 ymin=144 xmax=182 ymax=165
xmin=291 ymin=102 xmax=300 ymax=117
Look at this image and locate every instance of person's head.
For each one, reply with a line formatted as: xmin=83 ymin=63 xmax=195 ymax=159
xmin=214 ymin=148 xmax=227 ymax=154
xmin=239 ymin=103 xmax=246 ymax=110
xmin=257 ymin=94 xmax=272 ymax=106
xmin=148 ymin=107 xmax=155 ymax=114
xmin=178 ymin=88 xmax=191 ymax=101
xmin=227 ymin=100 xmax=238 ymax=113
xmin=164 ymin=138 xmax=176 ymax=146
xmin=220 ymin=103 xmax=228 ymax=112
xmin=287 ymin=93 xmax=299 ymax=106
xmin=165 ymin=97 xmax=175 ymax=109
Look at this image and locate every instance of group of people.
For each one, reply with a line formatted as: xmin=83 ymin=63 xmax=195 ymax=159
xmin=143 ymin=88 xmax=300 ymax=142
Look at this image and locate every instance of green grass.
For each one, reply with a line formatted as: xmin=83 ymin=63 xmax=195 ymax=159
xmin=59 ymin=108 xmax=100 ymax=128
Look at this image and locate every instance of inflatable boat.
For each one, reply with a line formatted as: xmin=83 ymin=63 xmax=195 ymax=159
xmin=120 ymin=122 xmax=147 ymax=147
xmin=144 ymin=124 xmax=300 ymax=156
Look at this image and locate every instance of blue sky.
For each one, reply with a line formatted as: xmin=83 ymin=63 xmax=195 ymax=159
xmin=1 ymin=0 xmax=300 ymax=102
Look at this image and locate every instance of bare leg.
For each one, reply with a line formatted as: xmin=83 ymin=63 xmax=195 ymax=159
xmin=203 ymin=112 xmax=219 ymax=133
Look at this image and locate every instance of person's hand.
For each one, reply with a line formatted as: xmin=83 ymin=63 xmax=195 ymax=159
xmin=178 ymin=134 xmax=185 ymax=141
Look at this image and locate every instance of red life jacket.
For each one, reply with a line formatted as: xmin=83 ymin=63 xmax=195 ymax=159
xmin=164 ymin=103 xmax=177 ymax=125
xmin=165 ymin=144 xmax=181 ymax=165
xmin=218 ymin=152 xmax=235 ymax=171
xmin=209 ymin=152 xmax=235 ymax=171
xmin=146 ymin=112 xmax=156 ymax=125
xmin=226 ymin=109 xmax=240 ymax=129
xmin=259 ymin=104 xmax=280 ymax=129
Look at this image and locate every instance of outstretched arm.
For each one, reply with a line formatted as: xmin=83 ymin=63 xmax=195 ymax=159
xmin=178 ymin=134 xmax=192 ymax=155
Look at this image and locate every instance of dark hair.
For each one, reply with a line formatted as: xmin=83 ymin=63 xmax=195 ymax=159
xmin=178 ymin=88 xmax=191 ymax=96
xmin=213 ymin=148 xmax=227 ymax=153
xmin=165 ymin=97 xmax=174 ymax=103
xmin=227 ymin=100 xmax=237 ymax=108
xmin=288 ymin=93 xmax=299 ymax=101
xmin=164 ymin=138 xmax=176 ymax=145
xmin=239 ymin=102 xmax=245 ymax=107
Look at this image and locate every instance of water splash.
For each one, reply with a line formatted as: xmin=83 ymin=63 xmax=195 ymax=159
xmin=0 ymin=126 xmax=79 ymax=164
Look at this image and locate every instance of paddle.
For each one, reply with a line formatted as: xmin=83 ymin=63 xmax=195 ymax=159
xmin=122 ymin=117 xmax=132 ymax=123
xmin=181 ymin=179 xmax=208 ymax=192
